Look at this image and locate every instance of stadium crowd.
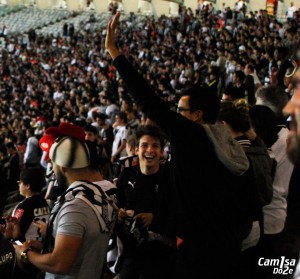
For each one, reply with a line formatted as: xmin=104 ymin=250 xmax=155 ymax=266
xmin=0 ymin=2 xmax=300 ymax=279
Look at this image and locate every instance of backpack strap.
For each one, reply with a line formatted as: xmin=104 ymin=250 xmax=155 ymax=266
xmin=43 ymin=186 xmax=75 ymax=254
xmin=43 ymin=181 xmax=118 ymax=253
xmin=78 ymin=180 xmax=118 ymax=211
xmin=72 ymin=183 xmax=117 ymax=233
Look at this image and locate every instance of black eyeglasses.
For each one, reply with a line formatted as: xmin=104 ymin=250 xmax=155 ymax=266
xmin=177 ymin=107 xmax=191 ymax=113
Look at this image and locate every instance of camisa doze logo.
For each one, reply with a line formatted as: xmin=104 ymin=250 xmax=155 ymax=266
xmin=258 ymin=257 xmax=296 ymax=275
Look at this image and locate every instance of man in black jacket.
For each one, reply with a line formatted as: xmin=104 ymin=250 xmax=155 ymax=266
xmin=117 ymin=125 xmax=175 ymax=279
xmin=106 ymin=12 xmax=250 ymax=278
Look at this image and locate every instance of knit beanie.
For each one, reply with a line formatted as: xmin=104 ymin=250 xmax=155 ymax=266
xmin=49 ymin=136 xmax=90 ymax=169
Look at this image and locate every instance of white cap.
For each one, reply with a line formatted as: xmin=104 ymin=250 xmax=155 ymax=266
xmin=49 ymin=136 xmax=90 ymax=169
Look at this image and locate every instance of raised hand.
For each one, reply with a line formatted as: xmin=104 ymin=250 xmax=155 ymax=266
xmin=105 ymin=11 xmax=122 ymax=60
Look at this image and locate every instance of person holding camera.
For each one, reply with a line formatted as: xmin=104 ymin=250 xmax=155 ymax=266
xmin=116 ymin=125 xmax=176 ymax=279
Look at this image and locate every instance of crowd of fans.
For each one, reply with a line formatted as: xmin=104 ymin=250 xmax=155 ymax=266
xmin=0 ymin=2 xmax=300 ymax=278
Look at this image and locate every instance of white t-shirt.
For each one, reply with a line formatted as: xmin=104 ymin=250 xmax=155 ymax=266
xmin=287 ymin=6 xmax=297 ymax=18
xmin=112 ymin=126 xmax=128 ymax=158
xmin=46 ymin=180 xmax=116 ymax=279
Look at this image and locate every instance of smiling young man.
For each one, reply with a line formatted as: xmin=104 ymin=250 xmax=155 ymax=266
xmin=116 ymin=125 xmax=175 ymax=279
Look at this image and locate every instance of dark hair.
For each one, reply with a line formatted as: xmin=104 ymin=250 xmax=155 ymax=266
xmin=248 ymin=105 xmax=279 ymax=148
xmin=218 ymin=101 xmax=251 ymax=133
xmin=6 ymin=142 xmax=16 ymax=150
xmin=136 ymin=125 xmax=165 ymax=150
xmin=96 ymin=113 xmax=107 ymax=122
xmin=266 ymin=47 xmax=275 ymax=58
xmin=116 ymin=112 xmax=127 ymax=123
xmin=20 ymin=167 xmax=45 ymax=193
xmin=255 ymin=85 xmax=288 ymax=121
xmin=84 ymin=124 xmax=98 ymax=135
xmin=85 ymin=141 xmax=104 ymax=170
xmin=183 ymin=85 xmax=220 ymax=124
xmin=246 ymin=63 xmax=254 ymax=72
xmin=234 ymin=70 xmax=245 ymax=83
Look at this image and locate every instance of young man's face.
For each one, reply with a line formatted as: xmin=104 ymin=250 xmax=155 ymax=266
xmin=85 ymin=131 xmax=97 ymax=142
xmin=136 ymin=135 xmax=163 ymax=171
xmin=18 ymin=180 xmax=28 ymax=197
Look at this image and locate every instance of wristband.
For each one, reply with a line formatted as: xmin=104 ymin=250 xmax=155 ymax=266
xmin=20 ymin=247 xmax=33 ymax=264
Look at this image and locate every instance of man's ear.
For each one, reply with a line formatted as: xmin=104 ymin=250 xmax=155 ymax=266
xmin=60 ymin=166 xmax=67 ymax=175
xmin=135 ymin=147 xmax=139 ymax=155
xmin=193 ymin=110 xmax=203 ymax=122
xmin=129 ymin=145 xmax=135 ymax=153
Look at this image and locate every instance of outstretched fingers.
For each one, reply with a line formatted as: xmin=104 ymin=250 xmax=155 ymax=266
xmin=107 ymin=12 xmax=120 ymax=34
xmin=106 ymin=12 xmax=122 ymax=59
xmin=111 ymin=11 xmax=121 ymax=31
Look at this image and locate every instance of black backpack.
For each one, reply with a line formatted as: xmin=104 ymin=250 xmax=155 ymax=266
xmin=235 ymin=139 xmax=275 ymax=238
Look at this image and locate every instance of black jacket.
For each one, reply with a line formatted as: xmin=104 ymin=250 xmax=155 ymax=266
xmin=113 ymin=55 xmax=244 ymax=274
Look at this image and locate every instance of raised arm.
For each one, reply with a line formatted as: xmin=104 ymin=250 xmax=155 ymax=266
xmin=105 ymin=12 xmax=122 ymax=60
xmin=105 ymin=13 xmax=206 ymax=143
xmin=105 ymin=12 xmax=172 ymax=130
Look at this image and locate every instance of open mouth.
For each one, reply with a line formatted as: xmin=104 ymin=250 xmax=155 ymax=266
xmin=144 ymin=155 xmax=154 ymax=160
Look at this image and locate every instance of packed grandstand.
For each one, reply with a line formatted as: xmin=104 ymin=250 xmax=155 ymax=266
xmin=0 ymin=1 xmax=300 ymax=278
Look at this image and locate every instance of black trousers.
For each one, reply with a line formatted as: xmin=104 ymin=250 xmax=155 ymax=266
xmin=119 ymin=241 xmax=176 ymax=279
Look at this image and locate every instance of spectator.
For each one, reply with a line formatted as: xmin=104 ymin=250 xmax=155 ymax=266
xmin=113 ymin=133 xmax=138 ymax=181
xmin=5 ymin=142 xmax=20 ymax=192
xmin=1 ymin=167 xmax=49 ymax=242
xmin=97 ymin=113 xmax=114 ymax=148
xmin=24 ymin=128 xmax=41 ymax=168
xmin=1 ymin=167 xmax=50 ymax=279
xmin=255 ymin=85 xmax=289 ymax=124
xmin=111 ymin=112 xmax=128 ymax=163
xmin=106 ymin=96 xmax=120 ymax=126
xmin=249 ymin=105 xmax=294 ymax=277
xmin=14 ymin=124 xmax=118 ymax=279
xmin=84 ymin=124 xmax=112 ymax=179
xmin=116 ymin=125 xmax=175 ymax=278
xmin=0 ymin=146 xmax=9 ymax=216
xmin=287 ymin=1 xmax=297 ymax=21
